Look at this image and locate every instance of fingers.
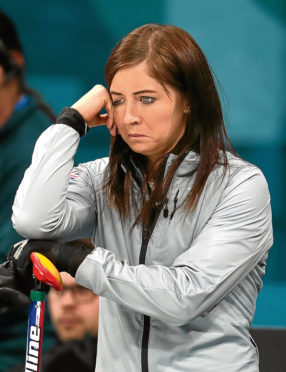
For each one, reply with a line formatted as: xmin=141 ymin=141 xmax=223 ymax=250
xmin=104 ymin=98 xmax=118 ymax=136
xmin=104 ymin=108 xmax=117 ymax=137
xmin=105 ymin=97 xmax=113 ymax=128
xmin=89 ymin=93 xmax=117 ymax=136
xmin=71 ymin=85 xmax=112 ymax=127
xmin=8 ymin=239 xmax=29 ymax=261
xmin=88 ymin=113 xmax=117 ymax=136
xmin=109 ymin=122 xmax=118 ymax=137
xmin=71 ymin=84 xmax=118 ymax=136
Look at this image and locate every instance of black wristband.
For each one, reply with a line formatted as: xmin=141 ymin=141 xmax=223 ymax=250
xmin=56 ymin=107 xmax=89 ymax=137
xmin=67 ymin=245 xmax=92 ymax=277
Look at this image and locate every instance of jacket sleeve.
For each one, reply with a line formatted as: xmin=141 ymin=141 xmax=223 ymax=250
xmin=12 ymin=124 xmax=96 ymax=241
xmin=76 ymin=168 xmax=273 ymax=326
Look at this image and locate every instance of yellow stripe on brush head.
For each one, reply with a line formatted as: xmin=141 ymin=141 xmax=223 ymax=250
xmin=30 ymin=252 xmax=63 ymax=291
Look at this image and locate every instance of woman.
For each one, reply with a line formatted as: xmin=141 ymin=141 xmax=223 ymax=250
xmin=12 ymin=24 xmax=273 ymax=371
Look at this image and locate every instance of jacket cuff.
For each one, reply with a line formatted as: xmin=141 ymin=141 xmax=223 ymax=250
xmin=56 ymin=107 xmax=89 ymax=137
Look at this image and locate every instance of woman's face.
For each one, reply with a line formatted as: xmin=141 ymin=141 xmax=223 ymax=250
xmin=110 ymin=61 xmax=188 ymax=165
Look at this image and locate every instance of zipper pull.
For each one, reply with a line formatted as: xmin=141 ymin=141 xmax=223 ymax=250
xmin=143 ymin=227 xmax=149 ymax=241
xmin=170 ymin=189 xmax=179 ymax=220
xmin=163 ymin=198 xmax=169 ymax=218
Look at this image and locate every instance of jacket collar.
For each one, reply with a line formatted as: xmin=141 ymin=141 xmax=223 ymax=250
xmin=165 ymin=151 xmax=200 ymax=177
xmin=120 ymin=151 xmax=200 ymax=183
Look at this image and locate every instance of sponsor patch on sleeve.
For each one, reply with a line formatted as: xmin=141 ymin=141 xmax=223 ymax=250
xmin=69 ymin=168 xmax=83 ymax=184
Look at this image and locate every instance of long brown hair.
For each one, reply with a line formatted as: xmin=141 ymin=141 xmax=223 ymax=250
xmin=104 ymin=24 xmax=236 ymax=224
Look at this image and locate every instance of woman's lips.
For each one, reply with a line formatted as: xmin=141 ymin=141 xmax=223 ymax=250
xmin=128 ymin=134 xmax=146 ymax=137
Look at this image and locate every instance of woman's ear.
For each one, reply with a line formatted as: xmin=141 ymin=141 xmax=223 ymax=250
xmin=183 ymin=98 xmax=190 ymax=114
xmin=183 ymin=105 xmax=190 ymax=114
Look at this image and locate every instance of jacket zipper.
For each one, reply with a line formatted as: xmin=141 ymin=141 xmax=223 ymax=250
xmin=139 ymin=207 xmax=162 ymax=372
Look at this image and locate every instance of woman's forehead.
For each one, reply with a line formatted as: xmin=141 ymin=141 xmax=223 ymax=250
xmin=110 ymin=61 xmax=175 ymax=98
xmin=111 ymin=62 xmax=152 ymax=86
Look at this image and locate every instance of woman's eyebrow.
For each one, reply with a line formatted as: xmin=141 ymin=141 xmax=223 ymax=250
xmin=133 ymin=90 xmax=157 ymax=95
xmin=110 ymin=89 xmax=157 ymax=96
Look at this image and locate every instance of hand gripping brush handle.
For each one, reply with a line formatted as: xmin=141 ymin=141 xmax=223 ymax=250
xmin=25 ymin=252 xmax=63 ymax=372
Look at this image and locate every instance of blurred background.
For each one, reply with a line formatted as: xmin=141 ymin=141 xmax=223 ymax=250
xmin=1 ymin=0 xmax=285 ymax=327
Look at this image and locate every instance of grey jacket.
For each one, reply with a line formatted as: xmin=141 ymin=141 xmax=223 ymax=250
xmin=12 ymin=123 xmax=273 ymax=372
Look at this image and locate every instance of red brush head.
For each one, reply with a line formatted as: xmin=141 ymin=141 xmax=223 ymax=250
xmin=30 ymin=252 xmax=63 ymax=291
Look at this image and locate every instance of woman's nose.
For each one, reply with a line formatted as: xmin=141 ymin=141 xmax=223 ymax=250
xmin=124 ymin=103 xmax=140 ymax=125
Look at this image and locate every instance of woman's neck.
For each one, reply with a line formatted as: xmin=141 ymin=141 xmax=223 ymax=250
xmin=146 ymin=155 xmax=167 ymax=183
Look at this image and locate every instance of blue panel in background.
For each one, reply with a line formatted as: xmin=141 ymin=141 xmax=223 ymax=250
xmin=253 ymin=281 xmax=286 ymax=327
xmin=165 ymin=0 xmax=286 ymax=145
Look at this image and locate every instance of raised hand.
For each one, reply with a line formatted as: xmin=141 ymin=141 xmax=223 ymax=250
xmin=71 ymin=84 xmax=116 ymax=136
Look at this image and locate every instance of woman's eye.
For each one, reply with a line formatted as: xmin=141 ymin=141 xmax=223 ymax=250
xmin=112 ymin=99 xmax=124 ymax=106
xmin=140 ymin=96 xmax=155 ymax=104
